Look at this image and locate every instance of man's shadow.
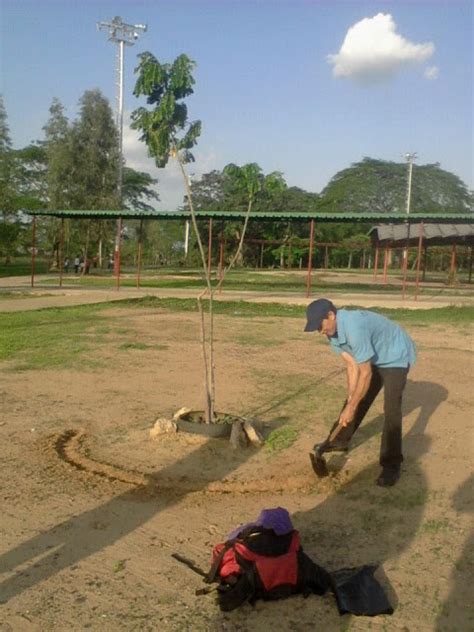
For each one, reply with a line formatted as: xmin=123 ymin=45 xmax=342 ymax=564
xmin=205 ymin=379 xmax=448 ymax=629
xmin=435 ymin=473 xmax=474 ymax=631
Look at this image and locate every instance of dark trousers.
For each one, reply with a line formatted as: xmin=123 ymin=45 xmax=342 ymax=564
xmin=328 ymin=366 xmax=409 ymax=469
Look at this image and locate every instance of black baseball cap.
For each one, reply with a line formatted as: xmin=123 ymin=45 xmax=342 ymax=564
xmin=304 ymin=299 xmax=336 ymax=332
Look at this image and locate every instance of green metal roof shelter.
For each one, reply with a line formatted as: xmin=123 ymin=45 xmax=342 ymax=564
xmin=24 ymin=208 xmax=473 ymax=299
xmin=24 ymin=208 xmax=474 ymax=223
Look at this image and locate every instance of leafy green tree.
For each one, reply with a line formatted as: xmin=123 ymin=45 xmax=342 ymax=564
xmin=184 ymin=168 xmax=313 ymax=267
xmin=132 ymin=53 xmax=286 ymax=422
xmin=318 ymin=157 xmax=472 ymax=214
xmin=218 ymin=163 xmax=287 ymax=267
xmin=0 ymin=96 xmax=22 ymax=262
xmin=122 ymin=166 xmax=159 ymax=213
xmin=69 ymin=89 xmax=120 ymax=210
xmin=132 ymin=51 xmax=228 ymax=420
xmin=13 ymin=143 xmax=48 ymax=210
xmin=0 ymin=96 xmax=15 ymax=219
xmin=43 ymin=98 xmax=71 ymax=210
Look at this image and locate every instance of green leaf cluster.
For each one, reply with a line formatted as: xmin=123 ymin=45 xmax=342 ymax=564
xmin=131 ymin=52 xmax=201 ymax=167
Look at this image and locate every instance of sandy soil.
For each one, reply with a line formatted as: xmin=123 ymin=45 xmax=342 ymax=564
xmin=0 ymin=300 xmax=473 ymax=631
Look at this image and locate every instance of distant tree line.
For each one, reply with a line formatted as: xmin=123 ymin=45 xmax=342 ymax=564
xmin=183 ymin=160 xmax=472 ymax=270
xmin=0 ymin=92 xmax=158 ymax=267
xmin=0 ymin=90 xmax=472 ymax=270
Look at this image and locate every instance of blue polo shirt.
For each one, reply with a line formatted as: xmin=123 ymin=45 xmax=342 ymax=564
xmin=328 ymin=309 xmax=416 ymax=368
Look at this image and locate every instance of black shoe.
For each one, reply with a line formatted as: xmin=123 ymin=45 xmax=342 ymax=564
xmin=376 ymin=467 xmax=400 ymax=487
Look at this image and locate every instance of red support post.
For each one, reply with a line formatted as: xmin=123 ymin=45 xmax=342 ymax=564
xmin=402 ymin=247 xmax=409 ymax=300
xmin=414 ymin=223 xmax=424 ymax=301
xmin=382 ymin=246 xmax=389 ymax=284
xmin=372 ymin=244 xmax=379 ymax=282
xmin=31 ymin=215 xmax=36 ymax=288
xmin=450 ymin=243 xmax=457 ymax=275
xmin=306 ymin=219 xmax=315 ymax=298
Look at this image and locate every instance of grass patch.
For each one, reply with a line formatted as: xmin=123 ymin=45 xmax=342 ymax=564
xmin=0 ymin=259 xmax=49 ymax=277
xmin=112 ymin=296 xmax=474 ymax=326
xmin=119 ymin=342 xmax=151 ymax=351
xmin=265 ymin=425 xmax=299 ymax=452
xmin=118 ymin=341 xmax=168 ymax=351
xmin=420 ymin=518 xmax=451 ymax=534
xmin=39 ymin=266 xmax=473 ymax=296
xmin=235 ymin=333 xmax=282 ymax=347
xmin=1 ymin=297 xmax=472 ymax=370
xmin=0 ymin=304 xmax=110 ymax=369
xmin=0 ymin=291 xmax=55 ymax=299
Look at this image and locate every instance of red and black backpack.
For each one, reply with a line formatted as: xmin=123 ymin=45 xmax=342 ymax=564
xmin=204 ymin=526 xmax=331 ymax=611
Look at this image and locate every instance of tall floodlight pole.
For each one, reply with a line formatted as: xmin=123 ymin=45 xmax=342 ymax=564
xmin=405 ymin=152 xmax=417 ymax=217
xmin=97 ymin=16 xmax=147 ymax=283
xmin=402 ymin=152 xmax=417 ymax=298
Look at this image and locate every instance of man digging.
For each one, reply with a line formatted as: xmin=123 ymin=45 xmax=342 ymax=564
xmin=305 ymin=299 xmax=417 ymax=487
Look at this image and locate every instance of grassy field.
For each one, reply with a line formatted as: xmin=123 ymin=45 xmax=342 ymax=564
xmin=1 ymin=298 xmax=472 ymax=371
xmin=0 ymin=259 xmax=49 ymax=277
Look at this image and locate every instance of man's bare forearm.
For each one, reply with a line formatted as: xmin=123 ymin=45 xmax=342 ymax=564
xmin=347 ymin=364 xmax=372 ymax=410
xmin=346 ymin=363 xmax=359 ymax=401
xmin=339 ymin=358 xmax=372 ymax=426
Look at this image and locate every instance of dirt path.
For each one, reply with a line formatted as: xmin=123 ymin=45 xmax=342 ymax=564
xmin=1 ymin=273 xmax=473 ymax=312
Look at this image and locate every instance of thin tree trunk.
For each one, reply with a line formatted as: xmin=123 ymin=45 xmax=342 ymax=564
xmin=176 ymin=150 xmax=214 ymax=422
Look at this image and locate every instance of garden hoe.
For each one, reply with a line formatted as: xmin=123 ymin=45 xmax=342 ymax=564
xmin=309 ymin=421 xmax=347 ymax=478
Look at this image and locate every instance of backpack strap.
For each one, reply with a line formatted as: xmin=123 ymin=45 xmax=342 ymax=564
xmin=204 ymin=540 xmax=234 ymax=584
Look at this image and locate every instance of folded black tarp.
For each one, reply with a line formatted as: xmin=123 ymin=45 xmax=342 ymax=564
xmin=331 ymin=565 xmax=394 ymax=616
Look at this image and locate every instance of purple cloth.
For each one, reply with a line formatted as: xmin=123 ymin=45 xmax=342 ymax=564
xmin=227 ymin=507 xmax=294 ymax=540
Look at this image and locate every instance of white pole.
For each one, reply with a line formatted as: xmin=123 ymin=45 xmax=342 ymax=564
xmin=114 ymin=39 xmax=124 ymax=273
xmin=406 ymin=156 xmax=414 ymax=217
xmin=96 ymin=17 xmax=147 ymax=279
xmin=403 ymin=152 xmax=417 ymax=262
xmin=117 ymin=39 xmax=124 ymax=204
xmin=184 ymin=220 xmax=190 ymax=257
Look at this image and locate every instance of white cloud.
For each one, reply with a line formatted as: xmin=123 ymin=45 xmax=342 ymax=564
xmin=327 ymin=13 xmax=435 ymax=84
xmin=424 ymin=65 xmax=439 ymax=80
xmin=122 ymin=115 xmax=218 ymax=211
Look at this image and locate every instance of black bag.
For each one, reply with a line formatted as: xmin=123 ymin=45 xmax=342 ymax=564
xmin=330 ymin=565 xmax=394 ymax=616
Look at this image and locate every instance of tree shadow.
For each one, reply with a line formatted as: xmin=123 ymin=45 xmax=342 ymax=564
xmin=0 ymin=378 xmax=447 ymax=630
xmin=0 ymin=367 xmax=343 ymax=604
xmin=435 ymin=473 xmax=474 ymax=630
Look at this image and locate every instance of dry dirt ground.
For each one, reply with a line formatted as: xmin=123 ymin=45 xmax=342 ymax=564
xmin=0 ymin=298 xmax=473 ymax=631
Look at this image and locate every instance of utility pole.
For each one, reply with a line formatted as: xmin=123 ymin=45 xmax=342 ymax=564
xmin=402 ymin=152 xmax=417 ymax=298
xmin=97 ymin=16 xmax=147 ymax=284
xmin=405 ymin=152 xmax=417 ymax=217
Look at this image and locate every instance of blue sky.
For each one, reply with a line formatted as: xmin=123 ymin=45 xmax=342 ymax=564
xmin=2 ymin=0 xmax=472 ymax=209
